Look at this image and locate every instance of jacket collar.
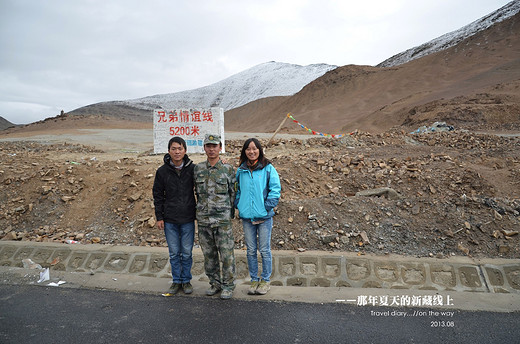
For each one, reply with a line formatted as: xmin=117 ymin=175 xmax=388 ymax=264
xmin=205 ymin=159 xmax=223 ymax=169
xmin=239 ymin=160 xmax=265 ymax=171
xmin=164 ymin=153 xmax=192 ymax=169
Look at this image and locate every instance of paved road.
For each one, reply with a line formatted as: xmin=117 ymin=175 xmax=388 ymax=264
xmin=1 ymin=284 xmax=518 ymax=344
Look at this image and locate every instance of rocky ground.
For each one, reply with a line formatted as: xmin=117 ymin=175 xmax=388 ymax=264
xmin=1 ymin=129 xmax=519 ymax=259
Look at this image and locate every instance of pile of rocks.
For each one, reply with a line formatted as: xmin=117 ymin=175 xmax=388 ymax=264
xmin=1 ymin=130 xmax=519 ymax=259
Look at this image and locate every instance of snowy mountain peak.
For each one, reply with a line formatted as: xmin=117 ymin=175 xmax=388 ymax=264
xmin=122 ymin=61 xmax=337 ymax=111
xmin=377 ymin=1 xmax=520 ymax=67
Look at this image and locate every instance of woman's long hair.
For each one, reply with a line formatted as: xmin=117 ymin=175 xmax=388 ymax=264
xmin=239 ymin=138 xmax=270 ymax=167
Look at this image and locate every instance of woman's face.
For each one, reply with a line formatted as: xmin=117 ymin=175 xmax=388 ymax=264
xmin=245 ymin=141 xmax=260 ymax=161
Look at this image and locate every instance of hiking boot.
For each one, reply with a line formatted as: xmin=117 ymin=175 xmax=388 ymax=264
xmin=205 ymin=285 xmax=222 ymax=296
xmin=168 ymin=283 xmax=181 ymax=295
xmin=248 ymin=281 xmax=259 ymax=295
xmin=256 ymin=280 xmax=270 ymax=295
xmin=220 ymin=289 xmax=233 ymax=300
xmin=182 ymin=282 xmax=193 ymax=294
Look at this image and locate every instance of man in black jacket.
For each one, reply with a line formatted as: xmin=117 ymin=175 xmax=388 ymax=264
xmin=153 ymin=137 xmax=196 ymax=295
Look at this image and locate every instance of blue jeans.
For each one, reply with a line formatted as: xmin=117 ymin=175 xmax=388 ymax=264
xmin=164 ymin=221 xmax=195 ymax=284
xmin=242 ymin=218 xmax=273 ymax=282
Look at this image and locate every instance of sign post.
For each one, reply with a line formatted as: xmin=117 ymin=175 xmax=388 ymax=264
xmin=153 ymin=107 xmax=225 ymax=154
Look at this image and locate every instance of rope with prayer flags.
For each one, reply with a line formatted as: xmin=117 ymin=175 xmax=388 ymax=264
xmin=286 ymin=113 xmax=354 ymax=138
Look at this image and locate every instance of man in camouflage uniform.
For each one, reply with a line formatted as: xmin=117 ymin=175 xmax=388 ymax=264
xmin=194 ymin=134 xmax=236 ymax=299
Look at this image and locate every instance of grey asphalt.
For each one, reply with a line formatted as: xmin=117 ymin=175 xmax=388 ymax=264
xmin=1 ymin=241 xmax=519 ymax=313
xmin=1 ymin=284 xmax=519 ymax=344
xmin=1 ymin=241 xmax=519 ymax=343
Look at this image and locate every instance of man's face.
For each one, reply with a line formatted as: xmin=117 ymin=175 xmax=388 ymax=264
xmin=169 ymin=142 xmax=186 ymax=165
xmin=204 ymin=143 xmax=221 ymax=159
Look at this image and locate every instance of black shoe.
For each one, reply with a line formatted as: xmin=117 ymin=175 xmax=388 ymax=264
xmin=182 ymin=282 xmax=193 ymax=294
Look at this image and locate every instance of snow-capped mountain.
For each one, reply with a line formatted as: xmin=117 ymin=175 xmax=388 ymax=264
xmin=377 ymin=1 xmax=520 ymax=67
xmin=72 ymin=2 xmax=517 ymax=119
xmin=120 ymin=61 xmax=337 ymax=111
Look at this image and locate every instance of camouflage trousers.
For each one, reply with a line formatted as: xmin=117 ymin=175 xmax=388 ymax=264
xmin=198 ymin=221 xmax=236 ymax=291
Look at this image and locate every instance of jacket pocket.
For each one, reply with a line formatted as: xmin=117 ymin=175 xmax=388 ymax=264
xmin=215 ymin=179 xmax=228 ymax=194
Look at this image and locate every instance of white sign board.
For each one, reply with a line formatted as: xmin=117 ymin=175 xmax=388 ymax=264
xmin=153 ymin=108 xmax=225 ymax=154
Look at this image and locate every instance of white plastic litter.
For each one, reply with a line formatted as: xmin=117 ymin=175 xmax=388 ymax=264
xmin=48 ymin=281 xmax=66 ymax=287
xmin=38 ymin=268 xmax=50 ymax=283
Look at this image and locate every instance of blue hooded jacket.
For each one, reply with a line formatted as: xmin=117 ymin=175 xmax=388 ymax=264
xmin=234 ymin=161 xmax=281 ymax=221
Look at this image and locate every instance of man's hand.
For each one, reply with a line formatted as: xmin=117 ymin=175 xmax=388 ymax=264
xmin=156 ymin=220 xmax=164 ymax=230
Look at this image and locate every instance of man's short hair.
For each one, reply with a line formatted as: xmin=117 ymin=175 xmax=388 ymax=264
xmin=168 ymin=136 xmax=187 ymax=150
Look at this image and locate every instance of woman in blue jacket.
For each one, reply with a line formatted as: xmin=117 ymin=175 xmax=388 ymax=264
xmin=235 ymin=138 xmax=281 ymax=295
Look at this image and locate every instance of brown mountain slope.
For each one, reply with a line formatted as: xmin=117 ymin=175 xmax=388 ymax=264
xmin=226 ymin=12 xmax=520 ymax=134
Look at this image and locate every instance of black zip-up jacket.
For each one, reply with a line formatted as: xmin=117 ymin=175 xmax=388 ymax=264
xmin=152 ymin=154 xmax=196 ymax=224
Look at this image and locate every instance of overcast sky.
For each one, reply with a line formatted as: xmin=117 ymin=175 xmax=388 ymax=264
xmin=0 ymin=0 xmax=512 ymax=124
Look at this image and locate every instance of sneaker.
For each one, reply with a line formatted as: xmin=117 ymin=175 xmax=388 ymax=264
xmin=248 ymin=281 xmax=259 ymax=295
xmin=256 ymin=280 xmax=270 ymax=295
xmin=205 ymin=285 xmax=222 ymax=296
xmin=168 ymin=283 xmax=181 ymax=295
xmin=182 ymin=282 xmax=193 ymax=294
xmin=220 ymin=289 xmax=233 ymax=300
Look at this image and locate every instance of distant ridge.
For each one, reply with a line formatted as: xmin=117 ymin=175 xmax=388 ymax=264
xmin=0 ymin=116 xmax=16 ymax=130
xmin=65 ymin=2 xmax=520 ymax=134
xmin=69 ymin=62 xmax=337 ymax=120
xmin=121 ymin=62 xmax=337 ymax=111
xmin=226 ymin=10 xmax=520 ymax=133
xmin=378 ymin=1 xmax=520 ymax=67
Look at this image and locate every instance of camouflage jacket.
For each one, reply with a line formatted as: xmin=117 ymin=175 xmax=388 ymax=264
xmin=194 ymin=159 xmax=236 ymax=226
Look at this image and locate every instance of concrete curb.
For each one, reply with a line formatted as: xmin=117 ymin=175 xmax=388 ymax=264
xmin=1 ymin=241 xmax=519 ymax=312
